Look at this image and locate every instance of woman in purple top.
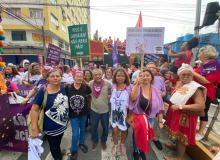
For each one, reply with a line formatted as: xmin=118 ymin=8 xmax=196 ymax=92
xmin=21 ymin=66 xmax=53 ymax=106
xmin=130 ymin=69 xmax=165 ymax=160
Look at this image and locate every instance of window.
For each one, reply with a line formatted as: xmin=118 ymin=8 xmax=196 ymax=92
xmin=72 ymin=22 xmax=74 ymax=26
xmin=67 ymin=2 xmax=70 ymax=10
xmin=67 ymin=16 xmax=70 ymax=24
xmin=62 ymin=24 xmax=66 ymax=33
xmin=51 ymin=14 xmax=58 ymax=26
xmin=30 ymin=10 xmax=43 ymax=18
xmin=7 ymin=8 xmax=21 ymax=18
xmin=65 ymin=44 xmax=69 ymax=51
xmin=12 ymin=31 xmax=26 ymax=41
xmin=71 ymin=10 xmax=74 ymax=17
xmin=61 ymin=7 xmax=65 ymax=17
xmin=75 ymin=6 xmax=77 ymax=11
xmin=71 ymin=0 xmax=73 ymax=4
xmin=50 ymin=0 xmax=57 ymax=5
xmin=58 ymin=40 xmax=64 ymax=48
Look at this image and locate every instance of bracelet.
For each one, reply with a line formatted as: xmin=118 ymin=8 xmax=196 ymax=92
xmin=26 ymin=97 xmax=30 ymax=99
xmin=159 ymin=122 xmax=163 ymax=123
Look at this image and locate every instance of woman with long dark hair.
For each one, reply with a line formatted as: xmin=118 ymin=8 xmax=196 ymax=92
xmin=110 ymin=67 xmax=133 ymax=155
xmin=4 ymin=65 xmax=22 ymax=85
xmin=165 ymin=37 xmax=199 ymax=68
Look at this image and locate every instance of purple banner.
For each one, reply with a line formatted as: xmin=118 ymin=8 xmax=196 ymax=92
xmin=46 ymin=43 xmax=61 ymax=65
xmin=1 ymin=103 xmax=32 ymax=153
xmin=0 ymin=85 xmax=35 ymax=152
xmin=18 ymin=84 xmax=35 ymax=101
xmin=112 ymin=41 xmax=118 ymax=69
xmin=0 ymin=95 xmax=16 ymax=148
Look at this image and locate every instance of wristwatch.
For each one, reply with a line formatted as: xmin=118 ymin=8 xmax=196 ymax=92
xmin=179 ymin=105 xmax=183 ymax=110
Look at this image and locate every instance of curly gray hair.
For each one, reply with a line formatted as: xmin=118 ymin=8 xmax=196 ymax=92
xmin=199 ymin=45 xmax=218 ymax=60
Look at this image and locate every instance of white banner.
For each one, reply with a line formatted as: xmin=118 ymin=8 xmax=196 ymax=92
xmin=126 ymin=27 xmax=165 ymax=54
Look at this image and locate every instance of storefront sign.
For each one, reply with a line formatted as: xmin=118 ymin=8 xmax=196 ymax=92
xmin=68 ymin=24 xmax=90 ymax=57
xmin=32 ymin=33 xmax=52 ymax=44
xmin=46 ymin=43 xmax=61 ymax=65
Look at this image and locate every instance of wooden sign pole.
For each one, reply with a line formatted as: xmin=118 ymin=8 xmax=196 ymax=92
xmin=140 ymin=54 xmax=145 ymax=74
xmin=80 ymin=58 xmax=83 ymax=71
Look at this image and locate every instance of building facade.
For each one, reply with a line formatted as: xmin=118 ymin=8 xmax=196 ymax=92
xmin=1 ymin=0 xmax=90 ymax=66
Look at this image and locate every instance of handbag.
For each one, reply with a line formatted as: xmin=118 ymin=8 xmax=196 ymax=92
xmin=126 ymin=87 xmax=151 ymax=128
xmin=9 ymin=92 xmax=25 ymax=104
xmin=27 ymin=87 xmax=48 ymax=134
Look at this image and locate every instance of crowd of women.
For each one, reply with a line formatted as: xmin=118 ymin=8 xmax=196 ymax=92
xmin=1 ymin=37 xmax=220 ymax=160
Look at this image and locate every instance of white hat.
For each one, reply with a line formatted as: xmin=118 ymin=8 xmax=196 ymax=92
xmin=177 ymin=63 xmax=194 ymax=75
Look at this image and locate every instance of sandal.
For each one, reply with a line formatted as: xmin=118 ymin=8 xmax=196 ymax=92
xmin=164 ymin=143 xmax=177 ymax=151
xmin=61 ymin=149 xmax=69 ymax=155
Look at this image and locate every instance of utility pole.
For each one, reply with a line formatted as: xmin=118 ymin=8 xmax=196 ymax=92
xmin=190 ymin=0 xmax=202 ymax=66
xmin=42 ymin=26 xmax=47 ymax=64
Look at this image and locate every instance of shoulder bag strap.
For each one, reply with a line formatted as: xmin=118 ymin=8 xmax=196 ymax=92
xmin=28 ymin=71 xmax=30 ymax=84
xmin=144 ymin=87 xmax=152 ymax=112
xmin=41 ymin=87 xmax=48 ymax=110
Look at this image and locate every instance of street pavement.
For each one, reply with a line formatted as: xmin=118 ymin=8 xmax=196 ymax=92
xmin=0 ymin=121 xmax=192 ymax=160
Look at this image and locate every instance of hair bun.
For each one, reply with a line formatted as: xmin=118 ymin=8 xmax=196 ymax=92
xmin=188 ymin=37 xmax=199 ymax=49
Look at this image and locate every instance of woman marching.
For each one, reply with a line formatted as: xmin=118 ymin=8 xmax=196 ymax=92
xmin=192 ymin=45 xmax=220 ymax=140
xmin=21 ymin=66 xmax=53 ymax=106
xmin=110 ymin=67 xmax=133 ymax=155
xmin=4 ymin=65 xmax=22 ymax=85
xmin=130 ymin=69 xmax=165 ymax=160
xmin=164 ymin=64 xmax=206 ymax=160
xmin=65 ymin=71 xmax=92 ymax=160
xmin=22 ymin=63 xmax=42 ymax=87
xmin=105 ymin=67 xmax=114 ymax=83
xmin=29 ymin=69 xmax=69 ymax=160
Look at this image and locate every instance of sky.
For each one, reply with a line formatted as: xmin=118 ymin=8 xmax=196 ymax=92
xmin=90 ymin=0 xmax=219 ymax=44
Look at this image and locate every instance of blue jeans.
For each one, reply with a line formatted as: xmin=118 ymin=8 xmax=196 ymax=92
xmin=90 ymin=109 xmax=109 ymax=143
xmin=70 ymin=115 xmax=88 ymax=152
xmin=133 ymin=118 xmax=155 ymax=150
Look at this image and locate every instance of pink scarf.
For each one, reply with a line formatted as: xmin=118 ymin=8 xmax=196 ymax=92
xmin=93 ymin=80 xmax=104 ymax=98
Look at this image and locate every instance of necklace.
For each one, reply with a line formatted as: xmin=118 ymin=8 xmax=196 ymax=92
xmin=116 ymin=84 xmax=126 ymax=98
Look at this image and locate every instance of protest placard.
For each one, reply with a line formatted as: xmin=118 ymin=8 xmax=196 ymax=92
xmin=46 ymin=43 xmax=61 ymax=65
xmin=126 ymin=27 xmax=165 ymax=54
xmin=68 ymin=24 xmax=90 ymax=57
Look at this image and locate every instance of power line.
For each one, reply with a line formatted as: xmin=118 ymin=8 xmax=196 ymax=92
xmin=0 ymin=6 xmax=67 ymax=47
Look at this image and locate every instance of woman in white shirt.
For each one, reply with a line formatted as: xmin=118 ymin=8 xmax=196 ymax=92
xmin=22 ymin=63 xmax=42 ymax=87
xmin=4 ymin=65 xmax=22 ymax=85
xmin=104 ymin=67 xmax=113 ymax=83
xmin=63 ymin=65 xmax=71 ymax=79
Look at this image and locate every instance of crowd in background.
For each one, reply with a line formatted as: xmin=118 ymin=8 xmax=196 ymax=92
xmin=1 ymin=37 xmax=220 ymax=160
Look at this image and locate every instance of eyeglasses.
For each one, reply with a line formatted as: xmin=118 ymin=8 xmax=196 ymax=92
xmin=181 ymin=73 xmax=192 ymax=78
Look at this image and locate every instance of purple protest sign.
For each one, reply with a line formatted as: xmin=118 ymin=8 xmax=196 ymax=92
xmin=0 ymin=85 xmax=35 ymax=152
xmin=0 ymin=95 xmax=15 ymax=148
xmin=1 ymin=103 xmax=32 ymax=153
xmin=46 ymin=43 xmax=61 ymax=65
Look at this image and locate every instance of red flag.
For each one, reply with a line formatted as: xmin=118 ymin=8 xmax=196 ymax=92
xmin=130 ymin=12 xmax=142 ymax=67
xmin=135 ymin=11 xmax=143 ymax=27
